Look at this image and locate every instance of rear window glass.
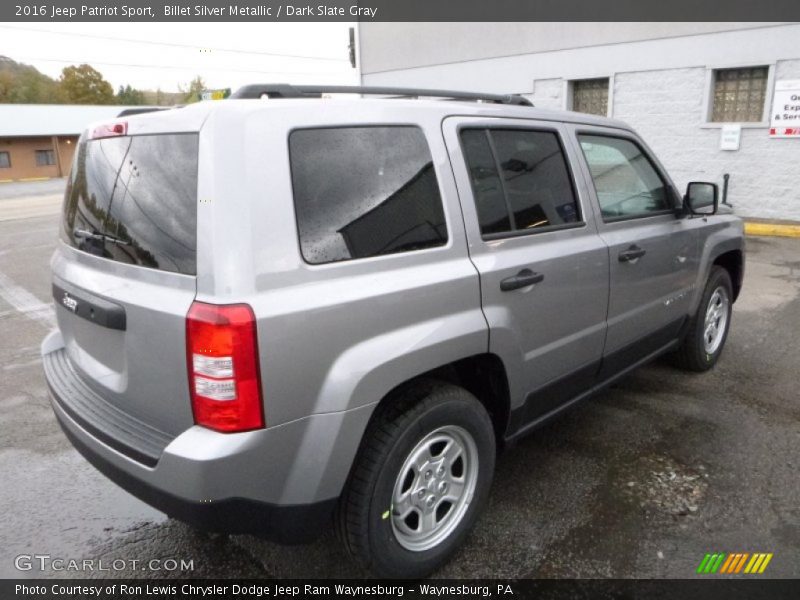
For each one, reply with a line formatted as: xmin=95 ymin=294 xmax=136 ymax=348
xmin=460 ymin=128 xmax=580 ymax=237
xmin=61 ymin=134 xmax=198 ymax=275
xmin=289 ymin=126 xmax=447 ymax=264
xmin=460 ymin=130 xmax=510 ymax=235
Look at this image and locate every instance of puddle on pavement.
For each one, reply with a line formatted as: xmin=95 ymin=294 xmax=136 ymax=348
xmin=619 ymin=455 xmax=708 ymax=517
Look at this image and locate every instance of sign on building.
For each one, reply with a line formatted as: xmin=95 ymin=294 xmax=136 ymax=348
xmin=720 ymin=124 xmax=741 ymax=150
xmin=769 ymin=79 xmax=800 ymax=138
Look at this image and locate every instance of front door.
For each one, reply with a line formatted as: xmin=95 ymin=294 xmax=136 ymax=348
xmin=570 ymin=128 xmax=698 ymax=376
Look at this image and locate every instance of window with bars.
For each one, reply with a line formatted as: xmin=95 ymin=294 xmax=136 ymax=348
xmin=571 ymin=78 xmax=609 ymax=116
xmin=711 ymin=66 xmax=768 ymax=123
xmin=35 ymin=149 xmax=55 ymax=166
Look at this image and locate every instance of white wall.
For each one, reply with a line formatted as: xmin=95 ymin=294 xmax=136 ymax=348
xmin=360 ymin=24 xmax=800 ymax=221
xmin=614 ymin=61 xmax=800 ymax=221
xmin=359 ymin=23 xmax=787 ymax=75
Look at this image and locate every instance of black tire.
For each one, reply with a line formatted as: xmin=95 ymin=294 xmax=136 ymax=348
xmin=336 ymin=380 xmax=495 ymax=578
xmin=674 ymin=266 xmax=733 ymax=372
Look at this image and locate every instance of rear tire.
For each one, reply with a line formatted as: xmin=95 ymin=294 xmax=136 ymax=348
xmin=674 ymin=266 xmax=733 ymax=372
xmin=336 ymin=380 xmax=495 ymax=578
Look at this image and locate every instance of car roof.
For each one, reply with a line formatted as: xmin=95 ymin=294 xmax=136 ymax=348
xmin=108 ymin=97 xmax=635 ymax=136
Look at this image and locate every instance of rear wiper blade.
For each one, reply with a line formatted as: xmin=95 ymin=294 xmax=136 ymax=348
xmin=73 ymin=228 xmax=132 ymax=246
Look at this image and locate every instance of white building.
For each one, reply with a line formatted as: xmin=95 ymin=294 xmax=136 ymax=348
xmin=358 ymin=23 xmax=800 ymax=221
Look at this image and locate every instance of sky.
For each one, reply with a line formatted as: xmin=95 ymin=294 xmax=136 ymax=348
xmin=0 ymin=23 xmax=359 ymax=93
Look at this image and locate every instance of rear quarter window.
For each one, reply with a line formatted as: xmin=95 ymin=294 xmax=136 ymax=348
xmin=289 ymin=126 xmax=447 ymax=264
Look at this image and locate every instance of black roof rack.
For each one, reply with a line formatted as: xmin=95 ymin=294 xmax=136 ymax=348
xmin=229 ymin=84 xmax=532 ymax=106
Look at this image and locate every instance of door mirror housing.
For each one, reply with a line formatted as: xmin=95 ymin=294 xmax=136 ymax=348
xmin=683 ymin=181 xmax=719 ymax=215
xmin=684 ymin=182 xmax=718 ymax=215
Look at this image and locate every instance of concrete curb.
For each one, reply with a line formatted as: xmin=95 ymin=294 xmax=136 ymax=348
xmin=0 ymin=177 xmax=53 ymax=184
xmin=744 ymin=222 xmax=800 ymax=238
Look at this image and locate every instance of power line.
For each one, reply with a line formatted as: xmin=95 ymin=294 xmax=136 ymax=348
xmin=0 ymin=24 xmax=350 ymax=62
xmin=9 ymin=55 xmax=346 ymax=77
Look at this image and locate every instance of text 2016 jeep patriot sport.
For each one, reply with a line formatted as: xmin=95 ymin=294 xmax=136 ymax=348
xmin=42 ymin=85 xmax=744 ymax=578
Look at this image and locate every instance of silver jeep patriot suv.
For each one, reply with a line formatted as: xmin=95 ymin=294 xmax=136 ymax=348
xmin=42 ymin=85 xmax=744 ymax=578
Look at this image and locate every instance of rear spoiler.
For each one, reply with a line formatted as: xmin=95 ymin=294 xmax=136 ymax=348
xmin=116 ymin=107 xmax=177 ymax=117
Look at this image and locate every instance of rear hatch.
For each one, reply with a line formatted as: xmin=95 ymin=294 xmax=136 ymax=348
xmin=52 ymin=124 xmax=199 ymax=437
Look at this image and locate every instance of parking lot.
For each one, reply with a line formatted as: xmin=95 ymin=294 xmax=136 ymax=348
xmin=1 ymin=180 xmax=798 ymax=579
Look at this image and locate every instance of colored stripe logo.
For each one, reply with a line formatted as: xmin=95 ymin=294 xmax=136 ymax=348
xmin=697 ymin=552 xmax=773 ymax=574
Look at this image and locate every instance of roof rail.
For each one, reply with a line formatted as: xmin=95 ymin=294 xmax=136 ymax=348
xmin=229 ymin=84 xmax=533 ymax=106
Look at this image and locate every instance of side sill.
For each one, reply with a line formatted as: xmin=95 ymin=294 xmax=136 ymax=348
xmin=503 ymin=338 xmax=679 ymax=446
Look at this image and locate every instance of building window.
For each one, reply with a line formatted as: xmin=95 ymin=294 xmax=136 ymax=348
xmin=35 ymin=149 xmax=56 ymax=166
xmin=572 ymin=78 xmax=609 ymax=116
xmin=711 ymin=66 xmax=768 ymax=123
xmin=0 ymin=151 xmax=10 ymax=169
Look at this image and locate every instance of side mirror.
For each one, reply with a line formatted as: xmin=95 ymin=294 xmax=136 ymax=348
xmin=684 ymin=182 xmax=718 ymax=216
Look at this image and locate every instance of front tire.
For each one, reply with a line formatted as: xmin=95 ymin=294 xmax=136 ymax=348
xmin=674 ymin=266 xmax=733 ymax=371
xmin=336 ymin=381 xmax=495 ymax=578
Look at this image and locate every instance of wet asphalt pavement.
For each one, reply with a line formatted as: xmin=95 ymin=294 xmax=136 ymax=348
xmin=0 ymin=188 xmax=798 ymax=579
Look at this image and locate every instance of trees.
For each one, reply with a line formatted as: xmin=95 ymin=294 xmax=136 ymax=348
xmin=59 ymin=64 xmax=115 ymax=104
xmin=0 ymin=55 xmax=179 ymax=106
xmin=116 ymin=84 xmax=145 ymax=105
xmin=181 ymin=76 xmax=206 ymax=103
xmin=0 ymin=56 xmax=63 ymax=103
xmin=0 ymin=71 xmax=15 ymax=102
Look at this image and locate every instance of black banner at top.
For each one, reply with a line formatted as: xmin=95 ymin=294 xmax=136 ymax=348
xmin=3 ymin=0 xmax=800 ymax=22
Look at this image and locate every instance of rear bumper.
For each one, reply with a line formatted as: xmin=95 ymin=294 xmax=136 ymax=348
xmin=53 ymin=410 xmax=335 ymax=543
xmin=42 ymin=331 xmax=374 ymax=543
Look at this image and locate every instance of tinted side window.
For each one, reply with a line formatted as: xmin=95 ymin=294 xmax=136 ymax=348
xmin=492 ymin=130 xmax=580 ymax=231
xmin=578 ymin=135 xmax=670 ymax=220
xmin=460 ymin=130 xmax=510 ymax=235
xmin=460 ymin=128 xmax=580 ymax=237
xmin=290 ymin=127 xmax=447 ymax=264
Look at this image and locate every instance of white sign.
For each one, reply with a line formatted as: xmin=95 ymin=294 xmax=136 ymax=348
xmin=770 ymin=79 xmax=800 ymax=138
xmin=720 ymin=124 xmax=741 ymax=150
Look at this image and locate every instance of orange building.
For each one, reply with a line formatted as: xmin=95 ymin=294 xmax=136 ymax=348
xmin=0 ymin=104 xmax=139 ymax=182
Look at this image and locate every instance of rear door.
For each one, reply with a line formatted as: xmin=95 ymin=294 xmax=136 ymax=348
xmin=568 ymin=127 xmax=698 ymax=376
xmin=52 ymin=129 xmax=199 ymax=436
xmin=443 ymin=118 xmax=609 ymax=430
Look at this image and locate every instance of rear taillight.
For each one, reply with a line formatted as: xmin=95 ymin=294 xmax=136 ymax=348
xmin=186 ymin=302 xmax=264 ymax=433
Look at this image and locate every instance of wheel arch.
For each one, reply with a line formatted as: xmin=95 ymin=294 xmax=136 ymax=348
xmin=364 ymin=353 xmax=512 ymax=447
xmin=712 ymin=249 xmax=744 ymax=302
xmin=690 ymin=222 xmax=745 ymax=315
xmin=315 ymin=352 xmax=512 ymax=504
